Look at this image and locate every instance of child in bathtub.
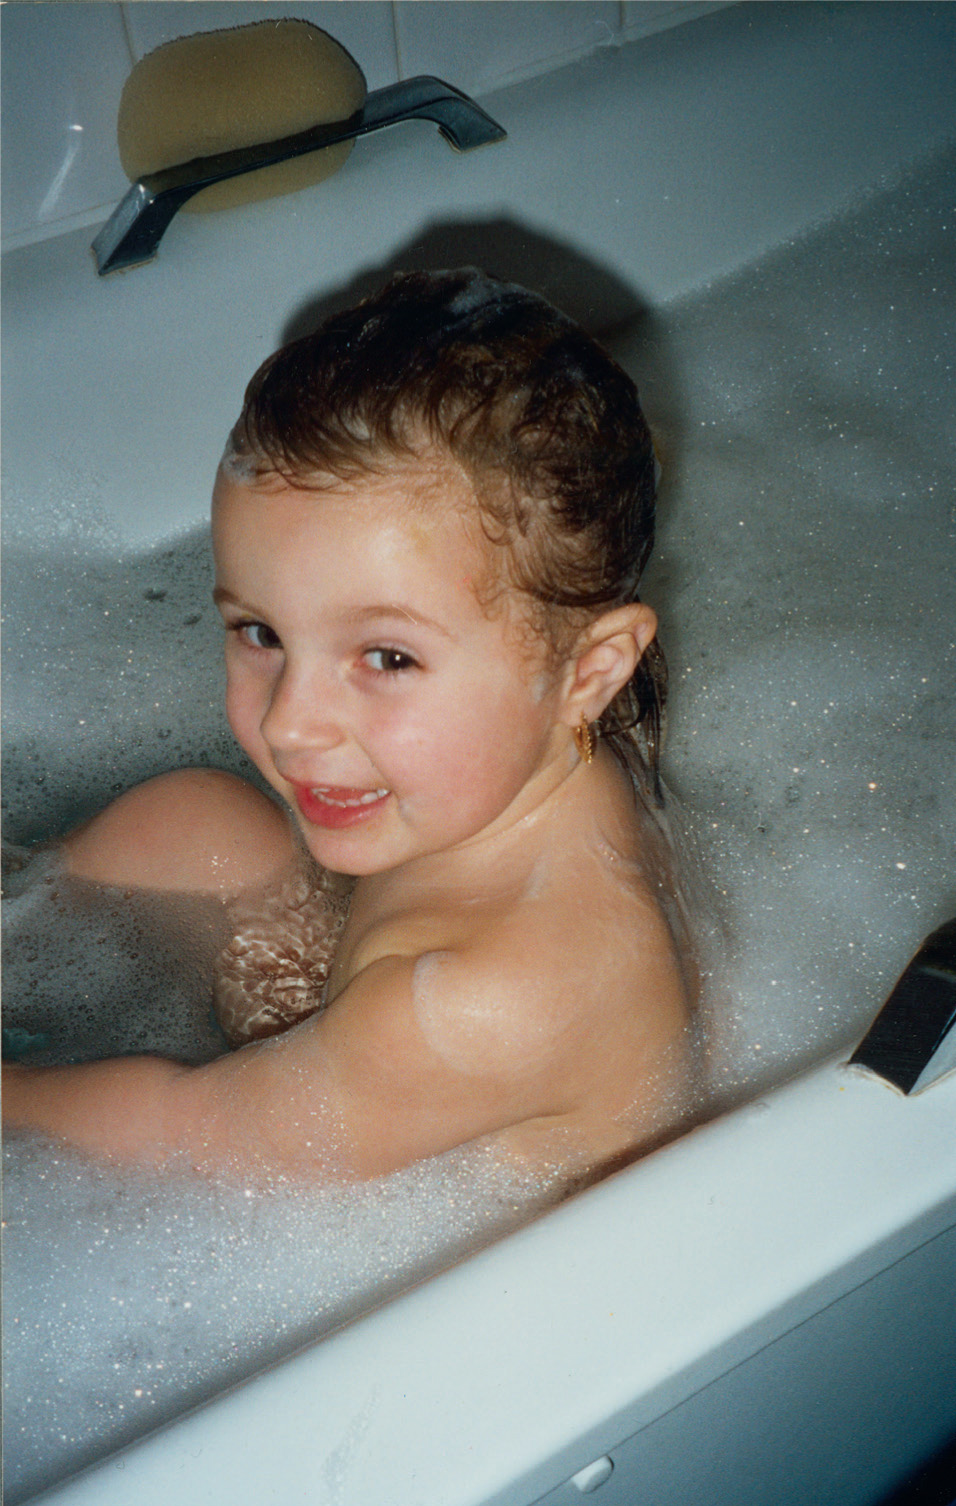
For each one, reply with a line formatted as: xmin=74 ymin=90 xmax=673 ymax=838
xmin=3 ymin=269 xmax=694 ymax=1185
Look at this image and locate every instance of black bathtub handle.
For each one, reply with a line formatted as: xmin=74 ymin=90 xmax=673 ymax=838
xmin=849 ymin=917 xmax=956 ymax=1093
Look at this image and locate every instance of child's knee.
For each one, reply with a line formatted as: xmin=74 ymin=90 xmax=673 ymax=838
xmin=63 ymin=769 xmax=295 ymax=895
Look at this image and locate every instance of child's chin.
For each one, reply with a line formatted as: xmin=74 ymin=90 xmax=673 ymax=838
xmin=298 ymin=825 xmax=403 ymax=878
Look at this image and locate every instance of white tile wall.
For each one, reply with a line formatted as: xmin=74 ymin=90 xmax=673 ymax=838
xmin=0 ymin=2 xmax=133 ymax=239
xmin=622 ymin=1 xmax=731 ymax=42
xmin=0 ymin=0 xmax=730 ymax=252
xmin=393 ymin=2 xmax=619 ymax=100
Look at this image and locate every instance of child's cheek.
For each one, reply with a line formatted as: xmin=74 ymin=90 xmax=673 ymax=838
xmin=418 ymin=691 xmax=509 ymax=785
xmin=365 ymin=693 xmax=463 ymax=790
xmin=224 ymin=675 xmax=267 ymax=768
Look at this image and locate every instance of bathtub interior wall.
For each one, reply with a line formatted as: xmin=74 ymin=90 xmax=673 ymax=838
xmin=4 ymin=4 xmax=956 ymax=1504
xmin=5 ymin=3 xmax=956 ymax=537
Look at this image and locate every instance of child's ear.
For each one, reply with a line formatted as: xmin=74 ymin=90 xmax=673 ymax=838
xmin=560 ymin=603 xmax=658 ymax=726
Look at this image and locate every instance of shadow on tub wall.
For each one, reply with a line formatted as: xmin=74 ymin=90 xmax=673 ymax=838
xmin=281 ymin=216 xmax=687 ymax=473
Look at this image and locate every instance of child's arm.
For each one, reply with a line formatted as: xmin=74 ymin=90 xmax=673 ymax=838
xmin=2 ymin=946 xmax=593 ymax=1178
xmin=2 ymin=1058 xmax=195 ymax=1162
xmin=0 ymin=956 xmax=514 ymax=1176
xmin=2 ymin=924 xmax=689 ymax=1178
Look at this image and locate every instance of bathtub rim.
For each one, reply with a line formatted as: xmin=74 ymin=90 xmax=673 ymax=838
xmin=24 ymin=1047 xmax=956 ymax=1506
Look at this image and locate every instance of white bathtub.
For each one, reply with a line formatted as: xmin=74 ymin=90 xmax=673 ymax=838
xmin=5 ymin=4 xmax=956 ymax=1503
xmin=17 ymin=1056 xmax=956 ymax=1506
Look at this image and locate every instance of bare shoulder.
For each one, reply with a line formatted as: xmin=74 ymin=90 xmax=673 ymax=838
xmin=506 ymin=852 xmax=689 ymax=1029
xmin=478 ymin=862 xmax=694 ymax=1145
xmin=297 ymin=890 xmax=690 ymax=1180
xmin=63 ymin=768 xmax=296 ymax=896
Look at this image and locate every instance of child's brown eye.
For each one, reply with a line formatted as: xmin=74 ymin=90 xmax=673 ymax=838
xmin=366 ymin=647 xmax=417 ymax=673
xmin=239 ymin=621 xmax=281 ymax=650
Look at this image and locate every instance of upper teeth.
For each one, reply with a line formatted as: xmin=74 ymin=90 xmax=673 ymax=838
xmin=312 ymin=788 xmax=389 ymax=808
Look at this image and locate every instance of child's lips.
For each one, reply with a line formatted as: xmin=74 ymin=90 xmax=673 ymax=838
xmin=291 ymin=784 xmax=391 ymax=829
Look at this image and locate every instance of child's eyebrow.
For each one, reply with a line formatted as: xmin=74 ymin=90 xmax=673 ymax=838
xmin=212 ymin=585 xmax=278 ymax=621
xmin=211 ymin=588 xmax=456 ymax=641
xmin=343 ymin=605 xmax=456 ymax=640
xmin=212 ymin=586 xmax=244 ymax=608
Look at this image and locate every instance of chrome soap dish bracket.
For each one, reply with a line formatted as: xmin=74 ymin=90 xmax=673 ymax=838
xmin=92 ymin=77 xmax=507 ymax=276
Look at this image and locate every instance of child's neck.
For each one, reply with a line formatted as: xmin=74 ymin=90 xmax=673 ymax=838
xmin=353 ymin=747 xmax=628 ymax=914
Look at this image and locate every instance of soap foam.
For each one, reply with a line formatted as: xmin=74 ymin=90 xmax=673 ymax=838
xmin=2 ymin=850 xmax=230 ymax=1066
xmin=1 ymin=529 xmax=236 ymax=844
xmin=3 ymin=1130 xmax=565 ymax=1505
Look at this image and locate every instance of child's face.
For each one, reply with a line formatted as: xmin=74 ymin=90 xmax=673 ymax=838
xmin=211 ymin=457 xmax=573 ymax=877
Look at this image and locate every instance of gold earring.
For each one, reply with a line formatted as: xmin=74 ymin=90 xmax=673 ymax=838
xmin=573 ymin=716 xmax=594 ymax=765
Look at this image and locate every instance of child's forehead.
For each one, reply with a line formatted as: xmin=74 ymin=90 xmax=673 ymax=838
xmin=214 ymin=449 xmax=502 ymax=579
xmin=213 ymin=449 xmax=532 ymax=632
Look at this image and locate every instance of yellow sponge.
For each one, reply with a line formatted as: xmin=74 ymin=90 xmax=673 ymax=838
xmin=117 ymin=19 xmax=367 ymax=212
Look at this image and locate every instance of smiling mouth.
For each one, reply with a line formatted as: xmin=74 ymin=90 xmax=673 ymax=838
xmin=291 ymin=784 xmax=391 ymax=829
xmin=310 ymin=787 xmax=390 ymax=809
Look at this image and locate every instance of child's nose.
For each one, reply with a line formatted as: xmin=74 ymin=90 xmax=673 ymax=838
xmin=259 ymin=663 xmax=346 ymax=756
